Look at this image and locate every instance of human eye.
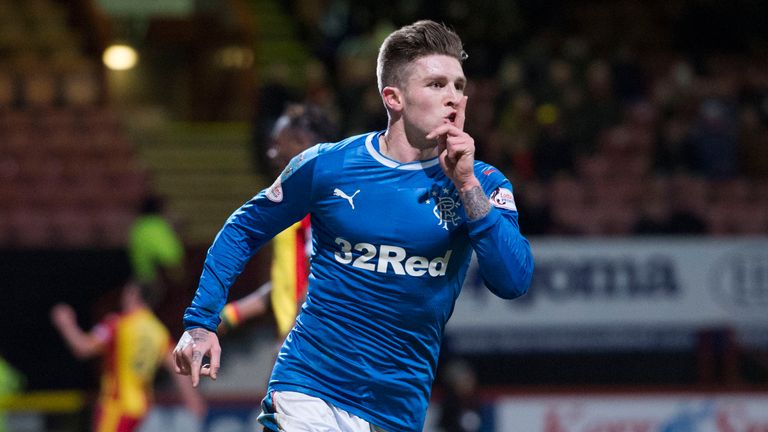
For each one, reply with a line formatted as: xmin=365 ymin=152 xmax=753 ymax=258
xmin=428 ymin=81 xmax=444 ymax=88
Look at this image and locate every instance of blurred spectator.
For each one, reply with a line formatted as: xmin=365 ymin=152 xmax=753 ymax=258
xmin=738 ymin=105 xmax=768 ymax=179
xmin=547 ymin=174 xmax=588 ymax=235
xmin=333 ymin=21 xmax=387 ymax=134
xmin=303 ymin=59 xmax=342 ymax=128
xmin=532 ymin=108 xmax=576 ymax=180
xmin=252 ymin=62 xmax=301 ymax=174
xmin=516 ymin=180 xmax=552 ymax=235
xmin=438 ymin=359 xmax=493 ymax=432
xmin=496 ymin=91 xmax=538 ymax=176
xmin=667 ymin=174 xmax=708 ymax=234
xmin=633 ymin=177 xmax=673 ymax=235
xmin=612 ymin=46 xmax=648 ymax=104
xmin=686 ymin=98 xmax=739 ymax=180
xmin=654 ymin=111 xmax=696 ymax=175
xmin=578 ymin=59 xmax=622 ymax=154
xmin=127 ymin=194 xmax=185 ymax=294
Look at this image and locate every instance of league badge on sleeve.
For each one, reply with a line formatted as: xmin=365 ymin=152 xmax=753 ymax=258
xmin=266 ymin=177 xmax=283 ymax=203
xmin=489 ymin=187 xmax=516 ymax=211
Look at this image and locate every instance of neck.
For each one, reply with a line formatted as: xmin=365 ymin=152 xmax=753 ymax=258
xmin=380 ymin=123 xmax=438 ymax=163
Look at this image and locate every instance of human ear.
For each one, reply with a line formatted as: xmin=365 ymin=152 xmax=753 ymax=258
xmin=382 ymin=86 xmax=402 ymax=112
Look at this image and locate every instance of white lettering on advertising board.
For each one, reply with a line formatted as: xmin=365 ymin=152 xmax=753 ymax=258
xmin=496 ymin=394 xmax=768 ymax=432
xmin=452 ymin=239 xmax=768 ymax=328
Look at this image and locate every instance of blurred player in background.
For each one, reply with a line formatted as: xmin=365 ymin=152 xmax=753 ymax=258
xmin=174 ymin=20 xmax=533 ymax=432
xmin=128 ymin=194 xmax=185 ymax=293
xmin=218 ymin=103 xmax=338 ymax=340
xmin=51 ymin=280 xmax=206 ymax=432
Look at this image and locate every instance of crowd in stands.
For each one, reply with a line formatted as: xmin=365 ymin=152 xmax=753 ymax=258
xmin=2 ymin=0 xmax=768 ymax=249
xmin=0 ymin=0 xmax=147 ymax=248
xmin=259 ymin=0 xmax=768 ymax=236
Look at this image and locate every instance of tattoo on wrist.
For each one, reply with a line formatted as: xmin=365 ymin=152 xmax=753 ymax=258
xmin=461 ymin=186 xmax=491 ymax=220
xmin=189 ymin=328 xmax=208 ymax=343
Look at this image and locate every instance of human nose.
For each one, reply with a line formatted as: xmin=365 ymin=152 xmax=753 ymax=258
xmin=445 ymin=85 xmax=461 ymax=106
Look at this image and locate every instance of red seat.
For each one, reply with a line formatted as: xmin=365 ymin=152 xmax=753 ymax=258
xmin=49 ymin=207 xmax=96 ymax=248
xmin=92 ymin=208 xmax=136 ymax=247
xmin=6 ymin=207 xmax=54 ymax=248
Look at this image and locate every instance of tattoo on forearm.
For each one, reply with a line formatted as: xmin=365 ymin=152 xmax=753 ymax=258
xmin=461 ymin=186 xmax=491 ymax=220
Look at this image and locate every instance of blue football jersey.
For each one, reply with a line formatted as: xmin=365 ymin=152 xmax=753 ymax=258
xmin=184 ymin=131 xmax=534 ymax=431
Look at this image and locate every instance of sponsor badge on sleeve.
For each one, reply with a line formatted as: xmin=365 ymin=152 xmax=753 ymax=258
xmin=489 ymin=187 xmax=516 ymax=211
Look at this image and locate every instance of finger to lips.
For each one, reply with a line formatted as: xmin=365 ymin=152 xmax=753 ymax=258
xmin=455 ymin=96 xmax=468 ymax=130
xmin=426 ymin=124 xmax=456 ymax=141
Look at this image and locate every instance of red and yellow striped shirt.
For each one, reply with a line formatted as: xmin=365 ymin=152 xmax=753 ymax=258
xmin=270 ymin=215 xmax=311 ymax=336
xmin=92 ymin=308 xmax=170 ymax=432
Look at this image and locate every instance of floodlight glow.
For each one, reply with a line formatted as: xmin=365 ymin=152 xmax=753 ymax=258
xmin=102 ymin=44 xmax=138 ymax=71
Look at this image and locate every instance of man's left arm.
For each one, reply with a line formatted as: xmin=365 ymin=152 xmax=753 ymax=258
xmin=429 ymin=96 xmax=534 ymax=299
xmin=462 ymin=182 xmax=534 ymax=299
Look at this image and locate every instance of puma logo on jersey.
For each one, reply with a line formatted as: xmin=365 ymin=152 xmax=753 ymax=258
xmin=333 ymin=188 xmax=360 ymax=209
xmin=334 ymin=237 xmax=452 ymax=277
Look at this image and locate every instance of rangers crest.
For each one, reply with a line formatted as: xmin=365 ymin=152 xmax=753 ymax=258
xmin=428 ymin=185 xmax=462 ymax=230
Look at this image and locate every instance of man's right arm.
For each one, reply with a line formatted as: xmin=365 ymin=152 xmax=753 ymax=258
xmin=175 ymin=147 xmax=319 ymax=383
xmin=50 ymin=304 xmax=106 ymax=359
xmin=182 ymin=161 xmax=315 ymax=332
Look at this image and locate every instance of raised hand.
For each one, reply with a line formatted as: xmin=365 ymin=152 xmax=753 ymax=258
xmin=426 ymin=96 xmax=480 ymax=192
xmin=50 ymin=303 xmax=77 ymax=329
xmin=426 ymin=96 xmax=490 ymax=220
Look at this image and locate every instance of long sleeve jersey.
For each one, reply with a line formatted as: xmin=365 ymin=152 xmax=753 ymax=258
xmin=184 ymin=131 xmax=534 ymax=431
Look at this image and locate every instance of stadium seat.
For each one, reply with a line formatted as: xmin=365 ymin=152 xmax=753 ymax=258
xmin=0 ymin=69 xmax=15 ymax=108
xmin=6 ymin=207 xmax=54 ymax=248
xmin=60 ymin=63 xmax=101 ymax=107
xmin=92 ymin=208 xmax=136 ymax=247
xmin=50 ymin=207 xmax=96 ymax=248
xmin=575 ymin=155 xmax=609 ymax=182
xmin=20 ymin=69 xmax=58 ymax=108
xmin=597 ymin=203 xmax=639 ymax=235
xmin=705 ymin=204 xmax=735 ymax=236
xmin=548 ymin=175 xmax=586 ymax=206
xmin=732 ymin=204 xmax=768 ymax=235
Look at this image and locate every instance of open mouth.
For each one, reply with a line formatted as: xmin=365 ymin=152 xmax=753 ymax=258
xmin=446 ymin=113 xmax=456 ymax=123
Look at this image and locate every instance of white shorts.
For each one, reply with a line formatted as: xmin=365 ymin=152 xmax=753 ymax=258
xmin=257 ymin=390 xmax=388 ymax=432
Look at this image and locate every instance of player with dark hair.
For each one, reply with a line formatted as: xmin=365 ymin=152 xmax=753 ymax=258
xmin=174 ymin=20 xmax=533 ymax=431
xmin=51 ymin=281 xmax=206 ymax=432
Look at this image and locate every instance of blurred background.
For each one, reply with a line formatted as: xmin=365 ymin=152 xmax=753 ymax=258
xmin=1 ymin=0 xmax=767 ymax=431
